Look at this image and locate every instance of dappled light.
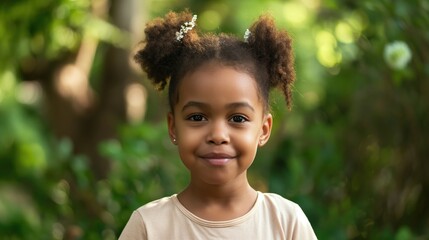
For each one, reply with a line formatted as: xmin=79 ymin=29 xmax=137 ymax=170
xmin=199 ymin=10 xmax=222 ymax=31
xmin=335 ymin=22 xmax=355 ymax=44
xmin=55 ymin=64 xmax=92 ymax=111
xmin=282 ymin=2 xmax=310 ymax=26
xmin=125 ymin=83 xmax=147 ymax=123
xmin=16 ymin=81 xmax=42 ymax=105
xmin=316 ymin=30 xmax=341 ymax=68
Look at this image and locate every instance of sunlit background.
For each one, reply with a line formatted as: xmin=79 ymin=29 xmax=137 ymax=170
xmin=0 ymin=0 xmax=428 ymax=239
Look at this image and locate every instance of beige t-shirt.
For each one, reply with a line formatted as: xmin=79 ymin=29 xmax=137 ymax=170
xmin=119 ymin=192 xmax=317 ymax=240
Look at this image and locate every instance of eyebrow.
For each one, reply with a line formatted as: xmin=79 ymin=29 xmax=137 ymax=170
xmin=181 ymin=101 xmax=255 ymax=112
xmin=226 ymin=102 xmax=255 ymax=112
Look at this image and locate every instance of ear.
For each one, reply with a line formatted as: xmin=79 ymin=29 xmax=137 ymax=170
xmin=167 ymin=112 xmax=177 ymax=145
xmin=258 ymin=113 xmax=273 ymax=147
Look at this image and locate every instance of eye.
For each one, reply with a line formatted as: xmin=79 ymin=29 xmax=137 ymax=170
xmin=230 ymin=115 xmax=248 ymax=123
xmin=187 ymin=114 xmax=206 ymax=121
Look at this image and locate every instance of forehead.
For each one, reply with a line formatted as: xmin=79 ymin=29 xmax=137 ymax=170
xmin=176 ymin=62 xmax=262 ymax=109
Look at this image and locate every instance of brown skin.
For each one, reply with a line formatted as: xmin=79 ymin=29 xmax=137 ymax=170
xmin=167 ymin=62 xmax=273 ymax=221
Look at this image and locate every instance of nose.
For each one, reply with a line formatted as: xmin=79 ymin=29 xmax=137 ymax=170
xmin=206 ymin=120 xmax=229 ymax=145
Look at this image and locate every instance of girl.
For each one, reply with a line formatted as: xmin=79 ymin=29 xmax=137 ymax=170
xmin=119 ymin=10 xmax=317 ymax=240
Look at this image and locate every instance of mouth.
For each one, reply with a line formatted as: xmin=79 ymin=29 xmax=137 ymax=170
xmin=200 ymin=153 xmax=235 ymax=166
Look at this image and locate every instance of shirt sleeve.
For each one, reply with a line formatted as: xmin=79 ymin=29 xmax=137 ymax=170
xmin=292 ymin=204 xmax=318 ymax=240
xmin=118 ymin=211 xmax=147 ymax=240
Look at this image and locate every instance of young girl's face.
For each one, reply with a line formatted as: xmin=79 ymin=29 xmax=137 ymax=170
xmin=168 ymin=61 xmax=273 ymax=186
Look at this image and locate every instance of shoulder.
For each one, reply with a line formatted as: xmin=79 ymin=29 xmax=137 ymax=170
xmin=259 ymin=192 xmax=310 ymax=221
xmin=119 ymin=210 xmax=146 ymax=240
xmin=135 ymin=195 xmax=176 ymax=216
xmin=259 ymin=192 xmax=301 ymax=213
xmin=119 ymin=195 xmax=177 ymax=240
xmin=258 ymin=192 xmax=318 ymax=239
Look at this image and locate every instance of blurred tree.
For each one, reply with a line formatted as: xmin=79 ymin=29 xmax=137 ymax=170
xmin=15 ymin=0 xmax=143 ymax=179
xmin=1 ymin=0 xmax=147 ymax=238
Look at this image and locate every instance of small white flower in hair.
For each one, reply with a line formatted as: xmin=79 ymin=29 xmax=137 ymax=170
xmin=176 ymin=15 xmax=197 ymax=41
xmin=244 ymin=29 xmax=251 ymax=42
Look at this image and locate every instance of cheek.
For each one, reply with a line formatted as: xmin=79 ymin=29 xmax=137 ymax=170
xmin=233 ymin=129 xmax=259 ymax=148
xmin=177 ymin=126 xmax=203 ymax=146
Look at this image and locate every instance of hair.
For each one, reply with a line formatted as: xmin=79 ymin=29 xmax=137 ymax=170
xmin=134 ymin=10 xmax=295 ymax=112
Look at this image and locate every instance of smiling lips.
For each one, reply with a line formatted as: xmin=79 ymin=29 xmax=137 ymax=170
xmin=200 ymin=153 xmax=235 ymax=166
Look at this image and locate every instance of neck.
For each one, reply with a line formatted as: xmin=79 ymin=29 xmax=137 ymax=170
xmin=177 ymin=172 xmax=258 ymax=221
xmin=180 ymin=172 xmax=256 ymax=203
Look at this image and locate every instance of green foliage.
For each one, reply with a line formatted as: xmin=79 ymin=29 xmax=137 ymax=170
xmin=0 ymin=0 xmax=128 ymax=71
xmin=0 ymin=120 xmax=185 ymax=238
xmin=261 ymin=0 xmax=429 ymax=239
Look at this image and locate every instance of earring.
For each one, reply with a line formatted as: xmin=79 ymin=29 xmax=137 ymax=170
xmin=173 ymin=138 xmax=176 ymax=143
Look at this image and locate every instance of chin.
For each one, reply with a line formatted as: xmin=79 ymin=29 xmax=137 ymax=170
xmin=201 ymin=176 xmax=233 ymax=186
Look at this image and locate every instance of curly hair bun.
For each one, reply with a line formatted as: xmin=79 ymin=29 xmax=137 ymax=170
xmin=246 ymin=15 xmax=295 ymax=109
xmin=134 ymin=11 xmax=295 ymax=111
xmin=134 ymin=10 xmax=198 ymax=90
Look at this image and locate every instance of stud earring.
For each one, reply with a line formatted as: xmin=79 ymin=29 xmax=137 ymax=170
xmin=173 ymin=138 xmax=176 ymax=143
